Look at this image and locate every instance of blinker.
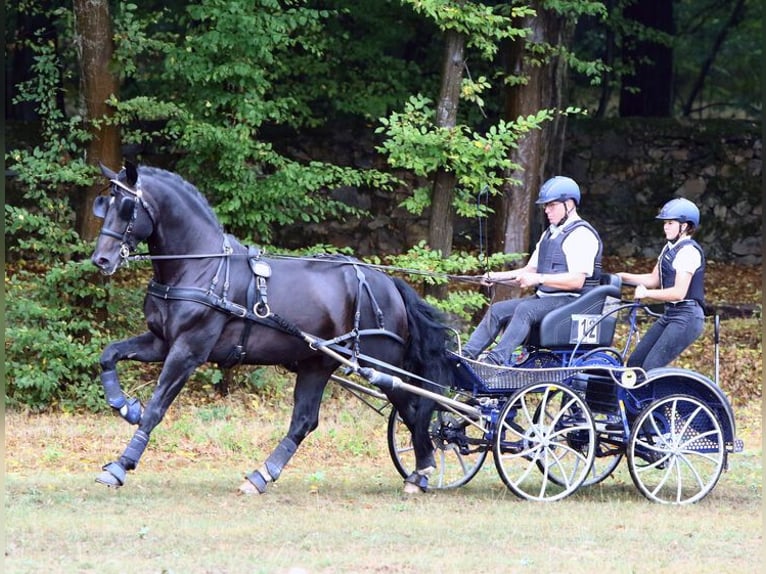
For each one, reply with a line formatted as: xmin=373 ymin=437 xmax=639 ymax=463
xmin=92 ymin=195 xmax=136 ymax=221
xmin=93 ymin=195 xmax=110 ymax=219
xmin=117 ymin=196 xmax=136 ymax=220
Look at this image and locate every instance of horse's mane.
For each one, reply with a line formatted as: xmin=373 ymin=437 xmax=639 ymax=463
xmin=132 ymin=165 xmax=223 ymax=232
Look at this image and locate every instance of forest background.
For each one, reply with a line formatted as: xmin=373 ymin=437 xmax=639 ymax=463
xmin=3 ymin=0 xmax=762 ymax=413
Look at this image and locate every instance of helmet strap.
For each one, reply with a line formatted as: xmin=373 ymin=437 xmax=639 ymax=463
xmin=554 ymin=201 xmax=573 ymax=227
xmin=669 ymin=220 xmax=686 ymax=242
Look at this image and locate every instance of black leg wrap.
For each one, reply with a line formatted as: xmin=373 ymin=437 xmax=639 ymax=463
xmin=121 ymin=397 xmax=143 ymax=425
xmin=245 ymin=437 xmax=298 ymax=493
xmin=101 ymin=370 xmax=143 ymax=424
xmin=101 ymin=370 xmax=125 ymax=409
xmin=123 ymin=430 xmax=149 ymax=467
xmin=264 ymin=437 xmax=298 ymax=481
xmin=245 ymin=469 xmax=269 ymax=494
xmin=405 ymin=471 xmax=430 ymax=491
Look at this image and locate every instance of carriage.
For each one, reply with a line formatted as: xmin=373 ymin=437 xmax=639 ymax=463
xmin=377 ymin=274 xmax=744 ymax=504
xmin=89 ymin=162 xmax=743 ymax=505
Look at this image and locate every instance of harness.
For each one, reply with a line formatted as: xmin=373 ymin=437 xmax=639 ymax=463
xmin=94 ymin=177 xmax=405 ymax=367
xmin=146 ymin=248 xmax=405 ymax=368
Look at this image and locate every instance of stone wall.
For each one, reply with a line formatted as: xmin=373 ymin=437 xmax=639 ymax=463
xmin=563 ymin=118 xmax=762 ymax=264
xmin=276 ymin=118 xmax=761 ymax=265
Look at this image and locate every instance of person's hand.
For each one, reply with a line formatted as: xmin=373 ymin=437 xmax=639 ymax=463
xmin=634 ymin=284 xmax=648 ymax=299
xmin=517 ymin=272 xmax=541 ymax=289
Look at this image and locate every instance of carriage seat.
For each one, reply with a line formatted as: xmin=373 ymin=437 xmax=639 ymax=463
xmin=527 ymin=273 xmax=622 ymax=349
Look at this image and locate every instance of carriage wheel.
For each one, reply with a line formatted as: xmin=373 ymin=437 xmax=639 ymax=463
xmin=546 ymin=432 xmax=624 ymax=488
xmin=627 ymin=394 xmax=725 ymax=504
xmin=387 ymin=405 xmax=488 ymax=489
xmin=581 ymin=435 xmax=623 ymax=486
xmin=493 ymin=382 xmax=596 ymax=502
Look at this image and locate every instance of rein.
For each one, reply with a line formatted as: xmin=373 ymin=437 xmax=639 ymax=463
xmin=125 ymin=249 xmax=485 ymax=285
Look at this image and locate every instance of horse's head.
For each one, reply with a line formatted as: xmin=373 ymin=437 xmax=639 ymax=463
xmin=91 ymin=161 xmax=155 ymax=275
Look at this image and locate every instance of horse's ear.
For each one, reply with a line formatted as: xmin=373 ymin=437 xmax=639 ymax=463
xmin=125 ymin=161 xmax=139 ymax=187
xmin=100 ymin=162 xmax=118 ymax=180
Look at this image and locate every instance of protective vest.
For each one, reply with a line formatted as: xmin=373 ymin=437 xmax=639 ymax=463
xmin=536 ymin=220 xmax=603 ymax=295
xmin=659 ymin=238 xmax=705 ymax=305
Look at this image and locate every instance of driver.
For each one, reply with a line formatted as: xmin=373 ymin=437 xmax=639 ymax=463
xmin=463 ymin=176 xmax=603 ymax=365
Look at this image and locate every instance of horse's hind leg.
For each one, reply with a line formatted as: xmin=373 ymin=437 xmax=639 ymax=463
xmin=99 ymin=331 xmax=167 ymax=425
xmin=389 ymin=393 xmax=437 ymax=494
xmin=240 ymin=362 xmax=334 ymax=495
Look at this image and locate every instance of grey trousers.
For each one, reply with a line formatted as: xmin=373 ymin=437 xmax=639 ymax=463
xmin=627 ymin=303 xmax=705 ymax=371
xmin=463 ymin=294 xmax=575 ymax=362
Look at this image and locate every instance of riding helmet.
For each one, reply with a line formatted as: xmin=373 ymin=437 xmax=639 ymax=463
xmin=535 ymin=176 xmax=581 ymax=206
xmin=656 ymin=198 xmax=700 ymax=227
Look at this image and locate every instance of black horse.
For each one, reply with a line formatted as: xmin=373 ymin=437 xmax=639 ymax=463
xmin=90 ymin=162 xmax=453 ymax=494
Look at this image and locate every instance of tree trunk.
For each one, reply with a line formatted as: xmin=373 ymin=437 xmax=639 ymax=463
xmin=619 ymin=0 xmax=674 ymax=117
xmin=495 ymin=6 xmax=573 ymax=261
xmin=681 ymin=0 xmax=746 ymax=117
xmin=73 ymin=0 xmax=122 ymax=242
xmin=426 ymin=23 xmax=465 ymax=298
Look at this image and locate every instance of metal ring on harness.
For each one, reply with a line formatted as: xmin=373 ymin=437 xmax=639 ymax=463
xmin=254 ymin=302 xmax=271 ymax=318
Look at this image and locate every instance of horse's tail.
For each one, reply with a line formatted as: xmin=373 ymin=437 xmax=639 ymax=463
xmin=391 ymin=277 xmax=454 ymax=392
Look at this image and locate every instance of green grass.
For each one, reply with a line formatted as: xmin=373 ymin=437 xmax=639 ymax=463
xmin=4 ymin=393 xmax=762 ymax=574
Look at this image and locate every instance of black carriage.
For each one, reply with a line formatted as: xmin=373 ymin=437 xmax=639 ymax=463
xmin=382 ymin=274 xmax=743 ymax=504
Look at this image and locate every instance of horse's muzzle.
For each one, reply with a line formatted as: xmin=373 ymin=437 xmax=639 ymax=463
xmin=91 ymin=253 xmax=120 ymax=275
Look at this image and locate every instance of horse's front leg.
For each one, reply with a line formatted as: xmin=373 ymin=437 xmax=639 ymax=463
xmin=99 ymin=331 xmax=168 ymax=425
xmin=240 ymin=362 xmax=335 ymax=495
xmin=97 ymin=338 xmax=211 ymax=488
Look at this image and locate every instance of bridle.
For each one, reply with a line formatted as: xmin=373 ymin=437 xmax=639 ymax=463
xmin=93 ymin=178 xmax=157 ymax=262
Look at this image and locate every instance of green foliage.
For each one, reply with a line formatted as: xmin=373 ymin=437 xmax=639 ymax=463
xmin=376 ymin=95 xmax=559 ymax=217
xmin=404 ymin=0 xmax=535 ymax=60
xmin=105 ymin=0 xmax=400 ymax=242
xmin=380 ymin=241 xmax=524 ymax=320
xmin=5 ymin=263 xmax=110 ymax=412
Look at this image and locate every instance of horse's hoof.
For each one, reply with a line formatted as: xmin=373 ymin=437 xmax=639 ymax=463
xmin=238 ymin=480 xmax=261 ymax=495
xmin=403 ymin=482 xmax=426 ymax=495
xmin=96 ymin=461 xmax=126 ymax=488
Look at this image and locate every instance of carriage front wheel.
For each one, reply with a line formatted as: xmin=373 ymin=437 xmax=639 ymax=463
xmin=627 ymin=394 xmax=726 ymax=504
xmin=493 ymin=382 xmax=596 ymax=502
xmin=387 ymin=405 xmax=488 ymax=490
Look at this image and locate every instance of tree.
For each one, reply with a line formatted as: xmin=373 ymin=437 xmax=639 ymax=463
xmin=495 ymin=3 xmax=574 ymax=257
xmin=495 ymin=1 xmax=605 ymax=257
xmin=378 ymin=1 xmax=545 ymax=267
xmin=428 ymin=12 xmax=466 ymax=263
xmin=72 ymin=0 xmax=122 ymax=242
xmin=681 ymin=0 xmax=746 ymax=116
xmin=618 ymin=0 xmax=674 ymax=117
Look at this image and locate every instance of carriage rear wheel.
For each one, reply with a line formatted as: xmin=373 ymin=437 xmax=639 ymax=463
xmin=493 ymin=382 xmax=596 ymax=502
xmin=387 ymin=404 xmax=488 ymax=490
xmin=627 ymin=394 xmax=726 ymax=504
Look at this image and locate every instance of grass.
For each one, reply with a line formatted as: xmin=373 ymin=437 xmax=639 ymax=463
xmin=4 ymin=390 xmax=763 ymax=574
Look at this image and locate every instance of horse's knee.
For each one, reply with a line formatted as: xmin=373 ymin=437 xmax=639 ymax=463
xmin=100 ymin=370 xmax=143 ymax=424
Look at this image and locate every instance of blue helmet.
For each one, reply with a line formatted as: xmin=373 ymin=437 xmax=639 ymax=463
xmin=535 ymin=176 xmax=581 ymax=206
xmin=656 ymin=198 xmax=700 ymax=227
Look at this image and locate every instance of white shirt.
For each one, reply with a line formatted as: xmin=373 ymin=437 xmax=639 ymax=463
xmin=667 ymin=240 xmax=703 ymax=275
